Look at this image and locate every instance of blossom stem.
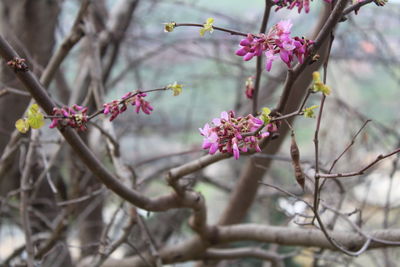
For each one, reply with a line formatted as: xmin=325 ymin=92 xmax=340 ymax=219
xmin=174 ymin=23 xmax=248 ymax=37
xmin=252 ymin=0 xmax=272 ymax=115
xmin=342 ymin=0 xmax=374 ymax=16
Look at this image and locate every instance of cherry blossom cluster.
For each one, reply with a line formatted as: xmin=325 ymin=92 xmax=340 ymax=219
xmin=273 ymin=0 xmax=332 ymax=13
xmin=235 ymin=20 xmax=314 ymax=71
xmin=103 ymin=91 xmax=153 ymax=121
xmin=199 ymin=111 xmax=276 ymax=160
xmin=49 ymin=104 xmax=88 ymax=131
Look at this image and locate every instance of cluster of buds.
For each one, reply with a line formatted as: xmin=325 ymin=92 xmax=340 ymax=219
xmin=49 ymin=104 xmax=88 ymax=131
xmin=199 ymin=111 xmax=275 ymax=160
xmin=273 ymin=0 xmax=332 ymax=13
xmin=103 ymin=91 xmax=153 ymax=121
xmin=236 ymin=20 xmax=314 ymax=71
xmin=7 ymin=57 xmax=28 ymax=72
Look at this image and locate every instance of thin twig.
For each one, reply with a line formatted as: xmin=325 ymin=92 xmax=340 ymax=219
xmin=328 ymin=119 xmax=371 ymax=173
xmin=138 ymin=215 xmax=163 ymax=267
xmin=319 ymin=147 xmax=400 ymax=178
xmin=342 ymin=0 xmax=374 ymax=16
xmin=174 ymin=23 xmax=247 ymax=37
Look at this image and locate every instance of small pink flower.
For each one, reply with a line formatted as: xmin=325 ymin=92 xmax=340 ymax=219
xmin=276 ymin=20 xmax=292 ymax=34
xmin=103 ymin=91 xmax=153 ymax=121
xmin=49 ymin=105 xmax=88 ymax=131
xmin=265 ymin=50 xmax=278 ymax=71
xmin=236 ymin=20 xmax=313 ymax=72
xmin=273 ymin=0 xmax=330 ymax=13
xmin=221 ymin=111 xmax=229 ymax=121
xmin=232 ymin=141 xmax=240 ymax=160
xmin=199 ymin=111 xmax=275 ymax=160
xmin=199 ymin=124 xmax=219 ymax=154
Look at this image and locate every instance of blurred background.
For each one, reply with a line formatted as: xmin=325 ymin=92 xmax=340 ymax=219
xmin=1 ymin=0 xmax=400 ymax=266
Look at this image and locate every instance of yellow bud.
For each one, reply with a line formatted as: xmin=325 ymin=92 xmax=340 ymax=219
xmin=164 ymin=22 xmax=176 ymax=32
xmin=312 ymin=71 xmax=320 ymax=82
xmin=167 ymin=81 xmax=184 ymax=96
xmin=200 ymin=17 xmax=214 ymax=36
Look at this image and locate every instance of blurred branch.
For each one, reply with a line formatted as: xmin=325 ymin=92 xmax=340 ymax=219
xmin=319 ymin=147 xmax=400 ymax=178
xmin=103 ymin=224 xmax=400 ymax=266
xmin=20 ymin=131 xmax=39 ymax=267
xmin=202 ymin=247 xmax=284 ymax=267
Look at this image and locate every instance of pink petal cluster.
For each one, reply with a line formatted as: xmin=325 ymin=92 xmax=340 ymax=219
xmin=103 ymin=91 xmax=153 ymax=121
xmin=49 ymin=104 xmax=88 ymax=131
xmin=199 ymin=111 xmax=273 ymax=160
xmin=235 ymin=20 xmax=314 ymax=71
xmin=273 ymin=0 xmax=332 ymax=13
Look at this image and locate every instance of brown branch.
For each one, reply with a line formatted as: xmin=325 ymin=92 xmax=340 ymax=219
xmin=40 ymin=0 xmax=90 ymax=88
xmin=93 ymin=207 xmax=138 ymax=267
xmin=342 ymin=0 xmax=374 ymax=16
xmin=102 ymin=224 xmax=400 ymax=266
xmin=0 ymin=86 xmax=30 ymax=97
xmin=202 ymin=247 xmax=284 ymax=266
xmin=252 ymin=0 xmax=272 ymax=115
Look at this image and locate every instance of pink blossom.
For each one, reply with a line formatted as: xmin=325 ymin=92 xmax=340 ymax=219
xmin=199 ymin=111 xmax=277 ymax=160
xmin=103 ymin=91 xmax=153 ymax=121
xmin=236 ymin=20 xmax=313 ymax=72
xmin=273 ymin=0 xmax=330 ymax=13
xmin=50 ymin=105 xmax=88 ymax=131
xmin=199 ymin=123 xmax=219 ymax=154
xmin=232 ymin=141 xmax=240 ymax=160
xmin=265 ymin=51 xmax=278 ymax=72
xmin=276 ymin=20 xmax=292 ymax=35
